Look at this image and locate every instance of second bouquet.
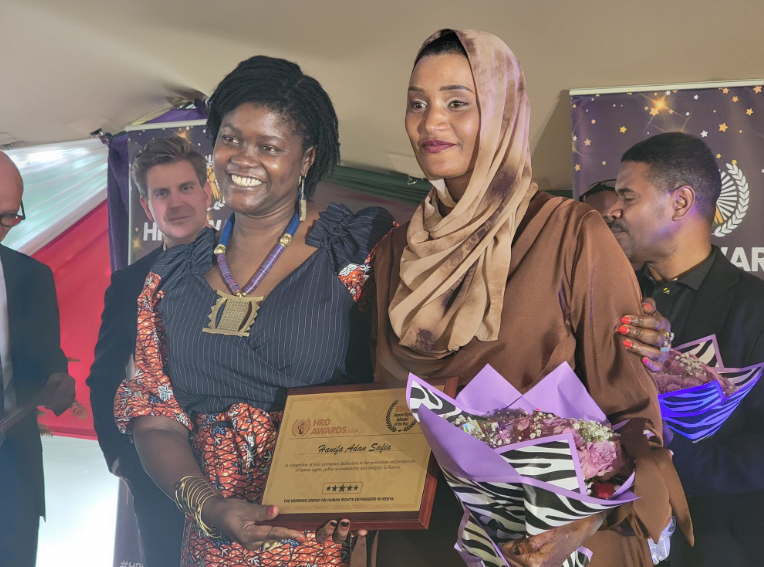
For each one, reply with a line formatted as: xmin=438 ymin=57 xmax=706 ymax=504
xmin=407 ymin=363 xmax=639 ymax=567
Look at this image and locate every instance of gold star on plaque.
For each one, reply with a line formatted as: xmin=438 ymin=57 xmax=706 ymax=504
xmin=584 ymin=139 xmax=592 ymax=146
xmin=619 ymin=126 xmax=627 ymax=133
xmin=719 ymin=123 xmax=729 ymax=132
xmin=747 ymin=108 xmax=754 ymax=116
xmin=754 ymin=86 xmax=762 ymax=94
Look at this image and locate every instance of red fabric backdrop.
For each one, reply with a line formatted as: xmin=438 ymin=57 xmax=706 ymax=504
xmin=33 ymin=200 xmax=110 ymax=439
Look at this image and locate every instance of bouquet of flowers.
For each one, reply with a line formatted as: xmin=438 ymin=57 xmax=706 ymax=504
xmin=656 ymin=335 xmax=763 ymax=442
xmin=407 ymin=363 xmax=638 ymax=567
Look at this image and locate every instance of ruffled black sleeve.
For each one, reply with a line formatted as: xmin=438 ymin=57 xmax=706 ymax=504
xmin=150 ymin=227 xmax=215 ymax=295
xmin=306 ymin=203 xmax=396 ymax=303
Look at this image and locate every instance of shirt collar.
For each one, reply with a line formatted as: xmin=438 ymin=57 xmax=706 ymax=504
xmin=640 ymin=246 xmax=717 ymax=291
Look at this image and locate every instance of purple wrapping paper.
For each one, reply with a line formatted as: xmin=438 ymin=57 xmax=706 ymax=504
xmin=407 ymin=363 xmax=638 ymax=567
xmin=658 ymin=335 xmax=763 ymax=441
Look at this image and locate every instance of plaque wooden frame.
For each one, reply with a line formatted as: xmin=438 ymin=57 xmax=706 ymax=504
xmin=262 ymin=377 xmax=458 ymax=531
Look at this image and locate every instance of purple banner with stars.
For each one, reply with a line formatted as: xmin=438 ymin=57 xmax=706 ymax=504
xmin=571 ymin=84 xmax=764 ymax=279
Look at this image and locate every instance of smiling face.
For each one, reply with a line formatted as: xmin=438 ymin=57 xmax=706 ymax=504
xmin=405 ymin=53 xmax=480 ymax=199
xmin=609 ymin=161 xmax=676 ymax=263
xmin=212 ymin=102 xmax=315 ymax=217
xmin=140 ymin=159 xmax=211 ymax=247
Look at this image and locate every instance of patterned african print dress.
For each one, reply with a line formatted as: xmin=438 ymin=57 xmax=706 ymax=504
xmin=115 ymin=204 xmax=395 ymax=567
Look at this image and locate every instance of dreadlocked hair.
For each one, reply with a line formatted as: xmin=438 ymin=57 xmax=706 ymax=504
xmin=207 ymin=55 xmax=340 ymax=198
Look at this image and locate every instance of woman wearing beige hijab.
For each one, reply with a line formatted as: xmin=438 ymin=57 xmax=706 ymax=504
xmin=370 ymin=30 xmax=692 ymax=567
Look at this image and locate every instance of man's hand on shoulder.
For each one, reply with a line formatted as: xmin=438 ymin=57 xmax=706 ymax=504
xmin=42 ymin=372 xmax=76 ymax=416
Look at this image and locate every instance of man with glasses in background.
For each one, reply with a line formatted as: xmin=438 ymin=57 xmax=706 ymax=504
xmin=0 ymin=151 xmax=76 ymax=566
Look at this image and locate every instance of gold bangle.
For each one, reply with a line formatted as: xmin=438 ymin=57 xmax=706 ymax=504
xmin=173 ymin=476 xmax=223 ymax=538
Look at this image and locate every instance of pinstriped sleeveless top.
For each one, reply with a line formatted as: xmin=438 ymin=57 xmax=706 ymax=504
xmin=151 ymin=203 xmax=395 ymax=414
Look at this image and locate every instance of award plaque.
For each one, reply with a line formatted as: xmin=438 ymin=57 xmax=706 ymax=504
xmin=262 ymin=378 xmax=457 ymax=531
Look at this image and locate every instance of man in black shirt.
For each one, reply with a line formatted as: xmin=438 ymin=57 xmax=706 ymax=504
xmin=605 ymin=132 xmax=764 ymax=567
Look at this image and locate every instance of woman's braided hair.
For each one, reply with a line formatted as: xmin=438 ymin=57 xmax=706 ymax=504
xmin=207 ymin=55 xmax=340 ymax=198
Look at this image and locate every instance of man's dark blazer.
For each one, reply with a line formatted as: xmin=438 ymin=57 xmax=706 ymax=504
xmin=87 ymin=246 xmax=161 ymax=478
xmin=0 ymin=244 xmax=68 ymax=517
xmin=87 ymin=245 xmax=185 ymax=566
xmin=667 ymin=251 xmax=764 ymax=566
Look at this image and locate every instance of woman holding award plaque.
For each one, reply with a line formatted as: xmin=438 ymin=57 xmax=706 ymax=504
xmin=115 ymin=56 xmax=394 ymax=567
xmin=370 ymin=30 xmax=691 ymax=567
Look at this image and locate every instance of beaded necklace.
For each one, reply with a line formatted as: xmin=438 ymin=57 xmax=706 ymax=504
xmin=202 ymin=208 xmax=301 ymax=337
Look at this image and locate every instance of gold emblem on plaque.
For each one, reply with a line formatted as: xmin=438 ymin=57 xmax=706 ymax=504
xmin=203 ymin=290 xmax=263 ymax=337
xmin=385 ymin=400 xmax=417 ymax=433
xmin=292 ymin=418 xmax=312 ymax=438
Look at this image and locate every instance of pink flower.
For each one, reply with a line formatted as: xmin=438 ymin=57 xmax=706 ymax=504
xmin=513 ymin=416 xmax=532 ymax=436
xmin=578 ymin=441 xmax=618 ymax=480
xmin=550 ymin=422 xmax=583 ymax=448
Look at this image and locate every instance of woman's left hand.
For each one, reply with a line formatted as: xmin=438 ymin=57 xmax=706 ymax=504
xmin=618 ymin=298 xmax=674 ymax=372
xmin=314 ymin=519 xmax=368 ymax=545
xmin=500 ymin=512 xmax=605 ymax=567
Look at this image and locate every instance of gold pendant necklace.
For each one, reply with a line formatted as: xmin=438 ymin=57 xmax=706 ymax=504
xmin=203 ymin=290 xmax=263 ymax=337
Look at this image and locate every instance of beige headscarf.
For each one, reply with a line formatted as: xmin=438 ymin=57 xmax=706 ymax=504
xmin=388 ymin=29 xmax=538 ymax=356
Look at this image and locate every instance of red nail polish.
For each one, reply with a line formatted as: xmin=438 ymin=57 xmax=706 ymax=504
xmin=618 ymin=325 xmax=629 ymax=335
xmin=642 ymin=303 xmax=651 ymax=311
xmin=624 ymin=340 xmax=633 ymax=349
xmin=621 ymin=316 xmax=631 ymax=325
xmin=268 ymin=506 xmax=277 ymax=515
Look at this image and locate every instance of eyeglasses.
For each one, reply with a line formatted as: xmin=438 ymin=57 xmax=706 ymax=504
xmin=0 ymin=201 xmax=25 ymax=228
xmin=579 ymin=179 xmax=616 ymax=202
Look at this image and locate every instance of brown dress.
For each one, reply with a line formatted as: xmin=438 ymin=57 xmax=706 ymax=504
xmin=371 ymin=192 xmax=691 ymax=567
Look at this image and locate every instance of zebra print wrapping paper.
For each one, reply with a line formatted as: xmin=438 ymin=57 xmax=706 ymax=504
xmin=658 ymin=335 xmax=763 ymax=442
xmin=406 ymin=363 xmax=639 ymax=567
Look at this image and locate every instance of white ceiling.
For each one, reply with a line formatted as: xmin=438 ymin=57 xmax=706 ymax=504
xmin=2 ymin=0 xmax=764 ymax=190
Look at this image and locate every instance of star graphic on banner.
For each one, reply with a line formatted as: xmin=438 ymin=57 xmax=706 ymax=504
xmin=572 ymin=135 xmax=578 ymax=141
xmin=620 ymin=126 xmax=627 ymax=133
xmin=732 ymin=96 xmax=739 ymax=102
xmin=732 ymin=160 xmax=738 ymax=165
xmin=644 ymin=106 xmax=649 ymax=111
xmin=591 ymin=119 xmax=596 ymax=124
xmin=701 ymin=130 xmax=708 ymax=137
xmin=573 ymin=104 xmax=577 ymax=108
xmin=584 ymin=139 xmax=592 ymax=146
xmin=747 ymin=108 xmax=754 ymax=115
xmin=575 ymin=164 xmax=581 ymax=171
xmin=650 ymin=108 xmax=660 ymax=116
xmin=717 ymin=154 xmax=722 ymax=159
xmin=754 ymin=86 xmax=762 ymax=94
xmin=740 ymin=130 xmax=743 ymax=134
xmin=694 ymin=95 xmax=699 ymax=100
xmin=602 ymin=161 xmax=607 ymax=166
xmin=722 ymin=88 xmax=730 ymax=94
xmin=665 ymin=90 xmax=671 ymax=95
xmin=719 ymin=123 xmax=729 ymax=132
xmin=669 ymin=110 xmax=674 ymax=114
xmin=686 ymin=112 xmax=690 ymax=116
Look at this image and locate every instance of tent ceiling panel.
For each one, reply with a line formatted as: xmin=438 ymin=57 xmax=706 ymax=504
xmin=2 ymin=0 xmax=764 ymax=190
